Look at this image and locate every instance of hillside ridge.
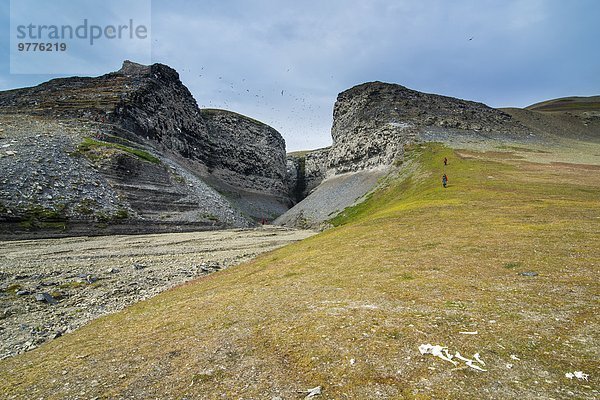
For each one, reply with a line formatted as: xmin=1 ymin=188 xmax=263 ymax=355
xmin=0 ymin=61 xmax=294 ymax=238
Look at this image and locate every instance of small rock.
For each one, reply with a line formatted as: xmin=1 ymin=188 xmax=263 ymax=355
xmin=78 ymin=274 xmax=98 ymax=284
xmin=35 ymin=292 xmax=58 ymax=305
xmin=132 ymin=263 xmax=147 ymax=270
xmin=107 ymin=267 xmax=120 ymax=274
xmin=16 ymin=290 xmax=31 ymax=296
xmin=519 ymin=271 xmax=538 ymax=277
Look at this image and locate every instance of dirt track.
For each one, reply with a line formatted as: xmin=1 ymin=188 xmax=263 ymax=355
xmin=0 ymin=226 xmax=316 ymax=359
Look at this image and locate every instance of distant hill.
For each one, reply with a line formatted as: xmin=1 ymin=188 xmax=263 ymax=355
xmin=501 ymin=95 xmax=600 ymax=142
xmin=526 ymin=95 xmax=600 ymax=112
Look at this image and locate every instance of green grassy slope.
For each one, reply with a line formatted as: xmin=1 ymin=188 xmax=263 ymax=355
xmin=1 ymin=144 xmax=598 ymax=399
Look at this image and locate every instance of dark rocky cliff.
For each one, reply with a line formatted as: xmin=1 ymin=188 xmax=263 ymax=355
xmin=200 ymin=109 xmax=291 ymax=221
xmin=0 ymin=61 xmax=292 ymax=237
xmin=285 ymin=147 xmax=330 ymax=203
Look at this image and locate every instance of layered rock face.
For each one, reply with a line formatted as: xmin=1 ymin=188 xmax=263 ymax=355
xmin=110 ymin=62 xmax=216 ymax=163
xmin=199 ymin=109 xmax=291 ymax=219
xmin=328 ymin=81 xmax=531 ymax=174
xmin=0 ymin=61 xmax=291 ymax=237
xmin=304 ymin=148 xmax=330 ymax=194
xmin=286 ymin=147 xmax=330 ymax=202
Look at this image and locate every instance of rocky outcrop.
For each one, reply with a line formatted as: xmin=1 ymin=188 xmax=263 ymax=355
xmin=200 ymin=109 xmax=291 ymax=220
xmin=277 ymin=81 xmax=534 ymax=228
xmin=304 ymin=148 xmax=330 ymax=194
xmin=0 ymin=61 xmax=292 ymax=237
xmin=285 ymin=156 xmax=302 ymax=202
xmin=286 ymin=147 xmax=330 ymax=203
xmin=328 ymin=81 xmax=532 ymax=174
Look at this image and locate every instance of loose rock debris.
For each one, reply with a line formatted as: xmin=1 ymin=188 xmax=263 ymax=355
xmin=418 ymin=344 xmax=487 ymax=372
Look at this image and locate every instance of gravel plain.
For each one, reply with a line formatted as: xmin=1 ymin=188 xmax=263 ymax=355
xmin=0 ymin=226 xmax=315 ymax=359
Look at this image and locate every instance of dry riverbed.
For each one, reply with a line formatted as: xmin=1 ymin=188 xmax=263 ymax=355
xmin=0 ymin=226 xmax=315 ymax=359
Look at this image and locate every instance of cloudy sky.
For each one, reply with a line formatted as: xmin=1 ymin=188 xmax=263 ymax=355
xmin=1 ymin=0 xmax=599 ymax=150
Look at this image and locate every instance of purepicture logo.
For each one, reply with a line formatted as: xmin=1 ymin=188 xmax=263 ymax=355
xmin=10 ymin=0 xmax=151 ymax=74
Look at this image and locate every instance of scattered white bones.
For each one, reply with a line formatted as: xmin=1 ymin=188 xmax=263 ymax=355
xmin=419 ymin=344 xmax=487 ymax=372
xmin=565 ymin=371 xmax=589 ymax=381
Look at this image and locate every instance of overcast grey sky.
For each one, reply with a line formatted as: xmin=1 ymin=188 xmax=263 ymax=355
xmin=1 ymin=0 xmax=599 ymax=150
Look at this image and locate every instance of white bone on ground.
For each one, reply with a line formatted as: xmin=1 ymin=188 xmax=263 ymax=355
xmin=573 ymin=371 xmax=589 ymax=381
xmin=510 ymin=354 xmax=520 ymax=361
xmin=466 ymin=360 xmax=487 ymax=372
xmin=304 ymin=386 xmax=322 ymax=398
xmin=454 ymin=351 xmax=473 ymax=363
xmin=459 ymin=331 xmax=478 ymax=335
xmin=419 ymin=344 xmax=458 ymax=366
xmin=418 ymin=344 xmax=433 ymax=355
xmin=430 ymin=346 xmax=458 ymax=365
xmin=443 ymin=349 xmax=454 ymax=360
xmin=473 ymin=353 xmax=485 ymax=366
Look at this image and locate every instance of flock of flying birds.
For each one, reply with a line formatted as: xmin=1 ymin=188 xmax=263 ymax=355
xmin=155 ymin=34 xmax=479 ymax=147
xmin=175 ymin=65 xmax=332 ymax=147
